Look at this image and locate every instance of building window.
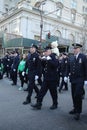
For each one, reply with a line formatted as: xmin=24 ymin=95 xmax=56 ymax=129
xmin=83 ymin=17 xmax=87 ymax=26
xmin=54 ymin=30 xmax=61 ymax=37
xmin=83 ymin=0 xmax=87 ymax=3
xmin=83 ymin=6 xmax=87 ymax=13
xmin=56 ymin=1 xmax=64 ymax=18
xmin=71 ymin=0 xmax=77 ymax=9
xmin=71 ymin=13 xmax=76 ymax=22
xmin=56 ymin=8 xmax=62 ymax=17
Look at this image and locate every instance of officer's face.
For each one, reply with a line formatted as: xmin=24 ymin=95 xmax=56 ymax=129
xmin=73 ymin=47 xmax=80 ymax=55
xmin=45 ymin=49 xmax=52 ymax=56
xmin=30 ymin=47 xmax=36 ymax=54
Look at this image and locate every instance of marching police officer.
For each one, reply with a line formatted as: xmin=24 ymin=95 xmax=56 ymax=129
xmin=3 ymin=52 xmax=11 ymax=78
xmin=11 ymin=51 xmax=20 ymax=85
xmin=67 ymin=43 xmax=87 ymax=120
xmin=59 ymin=52 xmax=68 ymax=92
xmin=23 ymin=44 xmax=41 ymax=104
xmin=31 ymin=46 xmax=59 ymax=110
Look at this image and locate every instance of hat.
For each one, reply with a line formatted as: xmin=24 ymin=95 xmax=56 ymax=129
xmin=51 ymin=41 xmax=58 ymax=49
xmin=44 ymin=46 xmax=52 ymax=51
xmin=72 ymin=43 xmax=82 ymax=49
xmin=30 ymin=44 xmax=38 ymax=49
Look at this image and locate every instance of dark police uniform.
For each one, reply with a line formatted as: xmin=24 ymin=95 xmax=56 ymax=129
xmin=3 ymin=54 xmax=11 ymax=78
xmin=68 ymin=46 xmax=87 ymax=120
xmin=11 ymin=53 xmax=20 ymax=85
xmin=23 ymin=49 xmax=41 ymax=104
xmin=59 ymin=54 xmax=68 ymax=92
xmin=31 ymin=51 xmax=59 ymax=110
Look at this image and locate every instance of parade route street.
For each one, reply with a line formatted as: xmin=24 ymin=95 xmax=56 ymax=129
xmin=0 ymin=78 xmax=87 ymax=130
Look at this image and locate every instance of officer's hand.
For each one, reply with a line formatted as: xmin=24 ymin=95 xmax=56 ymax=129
xmin=84 ymin=81 xmax=87 ymax=86
xmin=22 ymin=71 xmax=25 ymax=76
xmin=35 ymin=75 xmax=39 ymax=80
xmin=41 ymin=56 xmax=46 ymax=60
xmin=64 ymin=77 xmax=68 ymax=83
xmin=46 ymin=56 xmax=51 ymax=60
xmin=13 ymin=69 xmax=16 ymax=72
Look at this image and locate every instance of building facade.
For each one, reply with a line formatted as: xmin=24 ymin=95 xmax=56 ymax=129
xmin=0 ymin=0 xmax=87 ymax=54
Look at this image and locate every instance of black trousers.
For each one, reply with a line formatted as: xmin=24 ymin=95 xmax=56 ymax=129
xmin=19 ymin=71 xmax=28 ymax=87
xmin=71 ymin=82 xmax=84 ymax=113
xmin=11 ymin=70 xmax=17 ymax=85
xmin=37 ymin=80 xmax=58 ymax=106
xmin=59 ymin=76 xmax=68 ymax=91
xmin=26 ymin=77 xmax=39 ymax=101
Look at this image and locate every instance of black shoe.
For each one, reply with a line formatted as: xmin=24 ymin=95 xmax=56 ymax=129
xmin=23 ymin=100 xmax=31 ymax=105
xmin=31 ymin=103 xmax=42 ymax=110
xmin=74 ymin=113 xmax=80 ymax=120
xmin=11 ymin=83 xmax=16 ymax=86
xmin=63 ymin=88 xmax=68 ymax=91
xmin=59 ymin=89 xmax=61 ymax=93
xmin=50 ymin=105 xmax=57 ymax=110
xmin=35 ymin=95 xmax=38 ymax=98
xmin=69 ymin=109 xmax=76 ymax=114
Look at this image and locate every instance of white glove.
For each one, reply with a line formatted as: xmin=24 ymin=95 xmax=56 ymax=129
xmin=46 ymin=56 xmax=51 ymax=60
xmin=35 ymin=75 xmax=39 ymax=80
xmin=84 ymin=81 xmax=87 ymax=86
xmin=64 ymin=77 xmax=68 ymax=83
xmin=22 ymin=71 xmax=25 ymax=76
xmin=13 ymin=69 xmax=16 ymax=72
xmin=41 ymin=56 xmax=46 ymax=60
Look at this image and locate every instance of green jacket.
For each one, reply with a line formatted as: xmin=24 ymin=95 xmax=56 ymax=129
xmin=18 ymin=60 xmax=26 ymax=72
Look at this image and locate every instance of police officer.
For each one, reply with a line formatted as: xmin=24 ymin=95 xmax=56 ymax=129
xmin=67 ymin=43 xmax=87 ymax=120
xmin=23 ymin=44 xmax=41 ymax=104
xmin=59 ymin=52 xmax=68 ymax=93
xmin=31 ymin=46 xmax=59 ymax=110
xmin=11 ymin=51 xmax=20 ymax=85
xmin=3 ymin=52 xmax=11 ymax=78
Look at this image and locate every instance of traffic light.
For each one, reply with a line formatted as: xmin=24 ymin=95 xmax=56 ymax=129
xmin=48 ymin=32 xmax=50 ymax=39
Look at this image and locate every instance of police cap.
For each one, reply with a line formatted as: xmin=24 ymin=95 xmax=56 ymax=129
xmin=44 ymin=46 xmax=52 ymax=51
xmin=30 ymin=44 xmax=38 ymax=49
xmin=72 ymin=43 xmax=82 ymax=49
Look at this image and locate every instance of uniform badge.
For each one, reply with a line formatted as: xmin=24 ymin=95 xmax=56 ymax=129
xmin=33 ymin=58 xmax=36 ymax=61
xmin=65 ymin=60 xmax=67 ymax=63
xmin=79 ymin=58 xmax=82 ymax=63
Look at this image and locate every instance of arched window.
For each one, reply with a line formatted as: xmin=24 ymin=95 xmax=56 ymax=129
xmin=69 ymin=34 xmax=75 ymax=42
xmin=54 ymin=30 xmax=61 ymax=37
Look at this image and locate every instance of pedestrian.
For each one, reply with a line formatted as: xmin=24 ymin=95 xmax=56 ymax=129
xmin=67 ymin=43 xmax=87 ymax=120
xmin=23 ymin=44 xmax=41 ymax=105
xmin=18 ymin=54 xmax=28 ymax=90
xmin=31 ymin=46 xmax=59 ymax=110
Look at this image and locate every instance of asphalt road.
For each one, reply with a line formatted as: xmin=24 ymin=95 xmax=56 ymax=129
xmin=0 ymin=78 xmax=87 ymax=130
